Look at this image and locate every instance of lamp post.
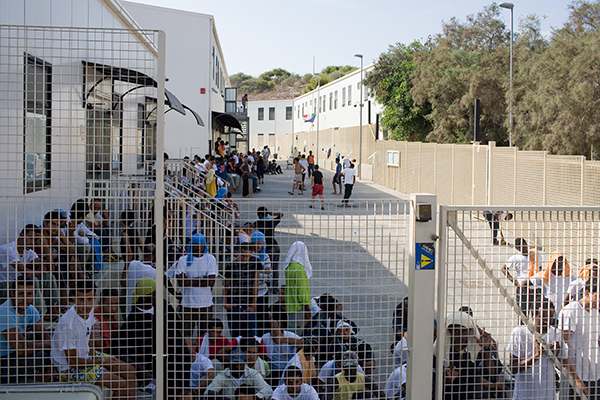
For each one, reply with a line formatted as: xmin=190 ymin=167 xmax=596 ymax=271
xmin=499 ymin=2 xmax=514 ymax=147
xmin=289 ymin=86 xmax=295 ymax=156
xmin=354 ymin=53 xmax=364 ymax=179
xmin=314 ymin=74 xmax=321 ymax=165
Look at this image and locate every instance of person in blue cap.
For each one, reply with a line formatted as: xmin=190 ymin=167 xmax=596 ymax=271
xmin=166 ymin=233 xmax=217 ymax=338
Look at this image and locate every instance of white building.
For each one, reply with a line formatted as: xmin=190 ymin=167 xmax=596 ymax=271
xmin=123 ymin=2 xmax=245 ymax=158
xmin=292 ymin=64 xmax=383 ymax=134
xmin=247 ymin=99 xmax=292 ymax=156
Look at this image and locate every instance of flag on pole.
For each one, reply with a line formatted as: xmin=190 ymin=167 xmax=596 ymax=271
xmin=304 ymin=113 xmax=316 ymax=123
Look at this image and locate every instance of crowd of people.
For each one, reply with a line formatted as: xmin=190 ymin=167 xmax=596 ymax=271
xmin=0 ymin=143 xmax=402 ymax=400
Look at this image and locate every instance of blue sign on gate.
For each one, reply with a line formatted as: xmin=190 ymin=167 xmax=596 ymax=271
xmin=416 ymin=242 xmax=435 ymax=270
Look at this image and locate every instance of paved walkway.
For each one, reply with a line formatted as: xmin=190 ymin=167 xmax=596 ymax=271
xmin=222 ymin=168 xmax=410 ymax=385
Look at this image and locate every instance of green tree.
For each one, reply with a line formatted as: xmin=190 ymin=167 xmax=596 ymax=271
xmin=410 ymin=4 xmax=511 ymax=144
xmin=302 ymin=65 xmax=357 ymax=93
xmin=259 ymin=68 xmax=292 ymax=84
xmin=365 ymin=41 xmax=431 ymax=141
xmin=513 ymin=1 xmax=600 ymax=156
xmin=229 ymin=72 xmax=252 ymax=88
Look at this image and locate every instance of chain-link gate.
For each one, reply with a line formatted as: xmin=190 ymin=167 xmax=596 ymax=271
xmin=437 ymin=206 xmax=600 ymax=400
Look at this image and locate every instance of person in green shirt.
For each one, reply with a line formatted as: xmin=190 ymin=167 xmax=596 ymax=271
xmin=280 ymin=242 xmax=312 ymax=335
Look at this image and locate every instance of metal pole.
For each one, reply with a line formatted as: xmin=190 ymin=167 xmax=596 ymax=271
xmin=509 ymin=7 xmax=513 ymax=147
xmin=359 ymin=57 xmax=363 ymax=179
xmin=290 ymin=87 xmax=295 ymax=157
xmin=155 ymin=30 xmax=166 ymax=400
xmin=316 ymin=75 xmax=320 ymax=165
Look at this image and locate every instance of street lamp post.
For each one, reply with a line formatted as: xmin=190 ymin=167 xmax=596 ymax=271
xmin=314 ymin=74 xmax=321 ymax=165
xmin=289 ymin=86 xmax=295 ymax=156
xmin=354 ymin=54 xmax=364 ymax=179
xmin=500 ymin=2 xmax=514 ymax=147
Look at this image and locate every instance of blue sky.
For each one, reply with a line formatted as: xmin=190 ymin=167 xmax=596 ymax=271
xmin=128 ymin=0 xmax=574 ymax=77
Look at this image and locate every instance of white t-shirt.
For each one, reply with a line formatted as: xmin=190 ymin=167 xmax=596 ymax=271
xmin=384 ymin=364 xmax=406 ymax=399
xmin=342 ymin=158 xmax=351 ymax=168
xmin=567 ymin=278 xmax=586 ymax=298
xmin=506 ymin=325 xmax=565 ymax=399
xmin=126 ymin=260 xmax=157 ymax=317
xmin=168 ymin=254 xmax=218 ymax=309
xmin=51 ymin=306 xmax=96 ymax=372
xmin=341 ymin=168 xmax=356 ymax=186
xmin=299 ymin=159 xmax=309 ymax=171
xmin=544 ymin=275 xmax=572 ymax=314
xmin=559 ymin=301 xmax=600 ymax=381
xmin=272 ymin=383 xmax=319 ymax=400
xmin=189 ymin=353 xmax=214 ymax=388
xmin=261 ymin=331 xmax=302 ymax=371
xmin=74 ymin=221 xmax=97 ymax=245
xmin=505 ymin=254 xmax=530 ymax=285
xmin=394 ymin=337 xmax=408 ymax=367
xmin=0 ymin=241 xmax=38 ymax=282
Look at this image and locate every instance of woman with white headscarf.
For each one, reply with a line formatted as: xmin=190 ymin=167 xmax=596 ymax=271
xmin=281 ymin=241 xmax=313 ymax=335
xmin=441 ymin=311 xmax=494 ymax=399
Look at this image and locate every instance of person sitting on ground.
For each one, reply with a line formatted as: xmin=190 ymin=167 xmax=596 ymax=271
xmin=281 ymin=241 xmax=313 ymax=335
xmin=261 ymin=319 xmax=303 ymax=386
xmin=273 ymin=366 xmax=320 ymax=400
xmin=40 ymin=211 xmax=81 ymax=308
xmin=50 ymin=278 xmax=137 ymax=398
xmin=440 ymin=311 xmax=500 ymax=399
xmin=125 ymin=245 xmax=156 ymax=317
xmin=332 ymin=350 xmax=365 ymax=400
xmin=189 ymin=351 xmax=216 ymax=394
xmin=239 ymin=336 xmax=270 ymax=379
xmin=356 ymin=342 xmax=383 ymax=398
xmin=85 ymin=198 xmax=113 ymax=258
xmin=318 ymin=350 xmax=365 ymax=396
xmin=326 ymin=321 xmax=362 ymax=364
xmin=118 ymin=277 xmax=157 ymax=392
xmin=384 ymin=364 xmax=406 ymax=400
xmin=204 ymin=349 xmax=273 ymax=400
xmin=92 ymin=288 xmax=120 ymax=355
xmin=282 ymin=336 xmax=320 ymax=387
xmin=0 ymin=275 xmax=51 ymax=384
xmin=507 ymin=298 xmax=565 ymax=400
xmin=70 ymin=198 xmax=103 ymax=273
xmin=194 ymin=318 xmax=238 ymax=366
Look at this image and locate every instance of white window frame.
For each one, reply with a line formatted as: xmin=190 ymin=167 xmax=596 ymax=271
xmin=387 ymin=151 xmax=399 ymax=167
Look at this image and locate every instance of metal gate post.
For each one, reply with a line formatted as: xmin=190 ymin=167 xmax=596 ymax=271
xmin=406 ymin=194 xmax=437 ymax=399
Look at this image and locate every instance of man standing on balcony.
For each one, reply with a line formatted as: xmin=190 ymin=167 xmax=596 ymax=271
xmin=242 ymin=94 xmax=248 ymax=113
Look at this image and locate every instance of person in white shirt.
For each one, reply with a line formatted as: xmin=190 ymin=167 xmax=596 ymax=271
xmin=341 ymin=163 xmax=356 ymax=206
xmin=502 ymin=238 xmax=540 ymax=316
xmin=342 ymin=157 xmax=351 ymax=169
xmin=0 ymin=225 xmax=41 ymax=284
xmin=125 ymin=247 xmax=157 ymax=317
xmin=537 ymin=252 xmax=572 ymax=315
xmin=564 ymin=259 xmax=599 ymax=308
xmin=559 ymin=279 xmax=600 ymax=398
xmin=384 ymin=364 xmax=406 ymax=400
xmin=261 ymin=320 xmax=303 ymax=384
xmin=166 ymin=233 xmax=217 ymax=338
xmin=273 ymin=366 xmax=319 ymax=400
xmin=189 ymin=352 xmax=216 ymax=392
xmin=50 ymin=278 xmax=136 ymax=397
xmin=507 ymin=299 xmax=566 ymax=400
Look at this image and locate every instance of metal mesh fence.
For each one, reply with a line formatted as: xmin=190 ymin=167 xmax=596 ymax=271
xmin=0 ymin=26 xmax=410 ymax=399
xmin=438 ymin=206 xmax=600 ymax=400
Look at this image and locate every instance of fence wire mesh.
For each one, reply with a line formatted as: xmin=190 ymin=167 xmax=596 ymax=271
xmin=0 ymin=26 xmax=409 ymax=399
xmin=438 ymin=206 xmax=600 ymax=400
